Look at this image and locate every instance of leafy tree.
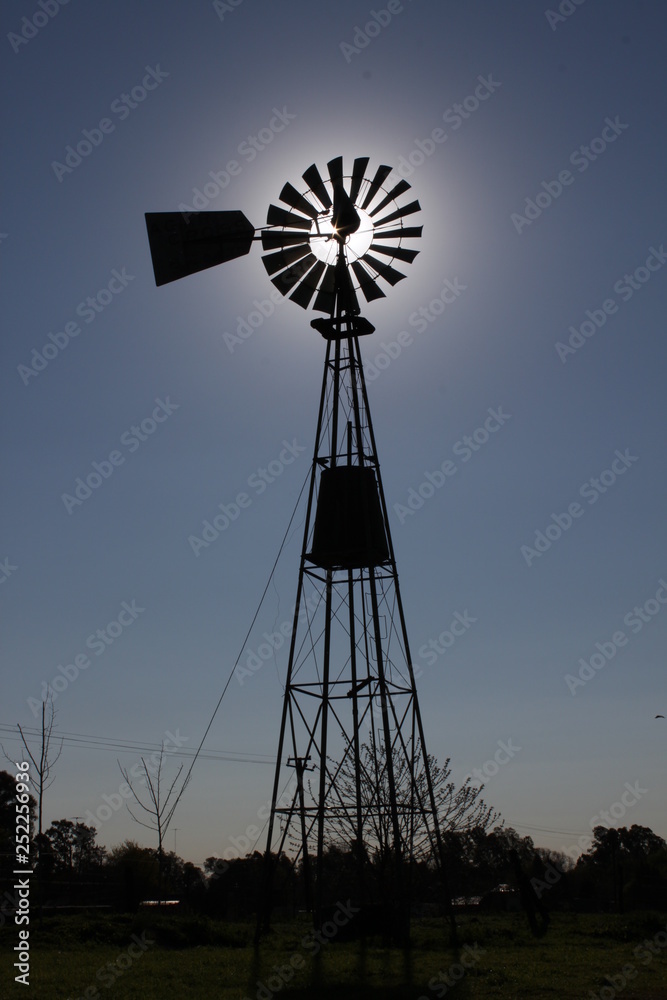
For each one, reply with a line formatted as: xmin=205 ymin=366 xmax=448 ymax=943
xmin=179 ymin=860 xmax=207 ymax=906
xmin=104 ymin=840 xmax=162 ymax=910
xmin=159 ymin=850 xmax=205 ymax=902
xmin=616 ymin=824 xmax=666 ymax=859
xmin=43 ymin=819 xmax=106 ymax=875
xmin=535 ymin=846 xmax=574 ymax=874
xmin=578 ymin=825 xmax=667 ymax=911
xmin=582 ymin=824 xmax=666 ymax=873
xmin=203 ymin=856 xmax=227 ymax=878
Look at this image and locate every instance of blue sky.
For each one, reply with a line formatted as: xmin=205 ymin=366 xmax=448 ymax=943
xmin=2 ymin=0 xmax=666 ymax=868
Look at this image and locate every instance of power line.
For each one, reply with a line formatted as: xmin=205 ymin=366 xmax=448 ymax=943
xmin=0 ymin=724 xmax=275 ymax=766
xmin=511 ymin=821 xmax=590 ymax=838
xmin=163 ymin=467 xmax=311 ymax=831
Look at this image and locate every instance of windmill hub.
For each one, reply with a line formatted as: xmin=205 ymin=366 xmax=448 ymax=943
xmin=310 ymin=206 xmax=374 ymax=265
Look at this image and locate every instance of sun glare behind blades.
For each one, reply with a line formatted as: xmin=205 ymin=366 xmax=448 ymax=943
xmin=310 ymin=206 xmax=375 ymax=267
xmin=261 ymin=156 xmax=423 ymax=313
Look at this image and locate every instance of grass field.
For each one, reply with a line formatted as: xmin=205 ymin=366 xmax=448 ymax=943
xmin=1 ymin=911 xmax=666 ymax=999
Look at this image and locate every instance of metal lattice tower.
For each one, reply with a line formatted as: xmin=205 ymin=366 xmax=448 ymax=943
xmin=144 ymin=156 xmax=452 ymax=941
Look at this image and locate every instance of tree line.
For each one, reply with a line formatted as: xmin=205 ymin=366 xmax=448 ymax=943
xmin=2 ymin=767 xmax=666 ymax=925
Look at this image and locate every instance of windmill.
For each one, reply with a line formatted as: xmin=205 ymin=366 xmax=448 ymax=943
xmin=145 ymin=157 xmax=452 ymax=941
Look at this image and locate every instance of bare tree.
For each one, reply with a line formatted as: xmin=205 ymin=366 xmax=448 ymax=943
xmin=3 ymin=696 xmax=63 ymax=866
xmin=118 ymin=745 xmax=183 ymax=900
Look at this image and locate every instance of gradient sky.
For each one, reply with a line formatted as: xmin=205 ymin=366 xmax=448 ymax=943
xmin=2 ymin=0 xmax=666 ymax=869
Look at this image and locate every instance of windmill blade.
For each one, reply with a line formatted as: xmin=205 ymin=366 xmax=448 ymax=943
xmin=373 ymin=200 xmax=421 ymax=227
xmin=369 ymin=242 xmax=419 ymax=264
xmin=369 ymin=180 xmax=412 ymax=218
xmin=262 ymin=244 xmax=311 ymax=276
xmin=361 ymin=253 xmax=406 ymax=286
xmin=303 ymin=164 xmax=332 ymax=209
xmin=289 ymin=260 xmax=326 ymax=309
xmin=261 ymin=230 xmax=311 ymax=251
xmin=349 ymin=157 xmax=369 ymax=204
xmin=267 ymin=204 xmax=312 ymax=230
xmin=313 ymin=264 xmax=337 ymax=314
xmin=351 ymin=260 xmax=387 ymax=302
xmin=271 ymin=253 xmax=317 ymax=294
xmin=327 ymin=156 xmax=344 ymax=190
xmin=372 ymin=226 xmax=423 ymax=241
xmin=145 ymin=211 xmax=254 ymax=286
xmin=360 ymin=164 xmax=393 ymax=211
xmin=279 ymin=182 xmax=320 ymax=220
